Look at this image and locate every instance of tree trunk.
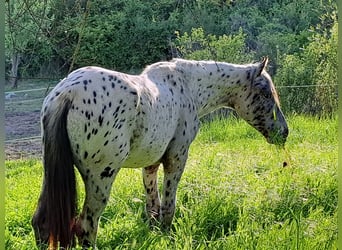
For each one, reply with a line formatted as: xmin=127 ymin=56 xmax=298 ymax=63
xmin=10 ymin=53 xmax=21 ymax=89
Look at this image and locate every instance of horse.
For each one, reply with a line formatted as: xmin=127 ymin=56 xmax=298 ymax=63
xmin=32 ymin=57 xmax=288 ymax=248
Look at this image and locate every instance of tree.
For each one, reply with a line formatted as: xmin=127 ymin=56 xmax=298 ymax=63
xmin=5 ymin=0 xmax=337 ymax=95
xmin=5 ymin=0 xmax=52 ymax=87
xmin=275 ymin=11 xmax=337 ymax=116
xmin=175 ymin=27 xmax=254 ymax=63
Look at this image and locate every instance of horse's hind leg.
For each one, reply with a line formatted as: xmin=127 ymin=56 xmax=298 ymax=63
xmin=142 ymin=164 xmax=161 ymax=224
xmin=74 ymin=166 xmax=120 ymax=248
xmin=160 ymin=155 xmax=187 ymax=229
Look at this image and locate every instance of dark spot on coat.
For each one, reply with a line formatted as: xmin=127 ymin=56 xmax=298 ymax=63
xmin=100 ymin=167 xmax=115 ymax=179
xmin=247 ymin=70 xmax=251 ymax=80
xmin=98 ymin=115 xmax=104 ymax=126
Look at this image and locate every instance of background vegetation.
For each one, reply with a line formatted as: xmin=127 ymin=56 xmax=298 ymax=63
xmin=5 ymin=0 xmax=338 ymax=115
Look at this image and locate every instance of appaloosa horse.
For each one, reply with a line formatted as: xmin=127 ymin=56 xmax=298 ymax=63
xmin=32 ymin=58 xmax=288 ymax=248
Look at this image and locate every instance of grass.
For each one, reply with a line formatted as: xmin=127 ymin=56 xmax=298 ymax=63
xmin=5 ymin=115 xmax=337 ymax=249
xmin=5 ymin=80 xmax=57 ymax=113
xmin=5 ymin=79 xmax=58 ymax=92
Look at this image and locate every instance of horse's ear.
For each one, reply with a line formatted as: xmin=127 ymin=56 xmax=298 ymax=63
xmin=255 ymin=57 xmax=269 ymax=77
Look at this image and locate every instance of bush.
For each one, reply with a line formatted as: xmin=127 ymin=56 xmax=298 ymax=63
xmin=275 ymin=14 xmax=337 ymax=116
xmin=175 ymin=27 xmax=254 ymax=64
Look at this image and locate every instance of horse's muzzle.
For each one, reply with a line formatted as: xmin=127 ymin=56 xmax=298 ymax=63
xmin=267 ymin=125 xmax=289 ymax=146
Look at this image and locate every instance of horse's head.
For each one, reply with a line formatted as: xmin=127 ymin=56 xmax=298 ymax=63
xmin=233 ymin=58 xmax=288 ymax=146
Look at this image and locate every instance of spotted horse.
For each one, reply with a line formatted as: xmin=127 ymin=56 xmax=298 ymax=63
xmin=32 ymin=57 xmax=288 ymax=249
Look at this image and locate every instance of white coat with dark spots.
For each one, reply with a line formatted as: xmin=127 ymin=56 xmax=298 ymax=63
xmin=32 ymin=58 xmax=288 ymax=249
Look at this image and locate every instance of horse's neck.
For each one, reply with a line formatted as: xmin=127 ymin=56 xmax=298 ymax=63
xmin=174 ymin=60 xmax=249 ymax=117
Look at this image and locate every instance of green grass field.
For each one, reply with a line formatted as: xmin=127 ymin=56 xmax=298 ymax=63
xmin=5 ymin=115 xmax=337 ymax=249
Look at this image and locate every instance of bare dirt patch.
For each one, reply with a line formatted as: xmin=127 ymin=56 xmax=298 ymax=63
xmin=5 ymin=111 xmax=42 ymax=160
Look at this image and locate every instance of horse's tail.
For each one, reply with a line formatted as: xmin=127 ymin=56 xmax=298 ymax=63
xmin=42 ymin=95 xmax=77 ymax=248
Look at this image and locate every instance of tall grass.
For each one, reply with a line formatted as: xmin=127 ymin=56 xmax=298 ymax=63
xmin=5 ymin=115 xmax=337 ymax=249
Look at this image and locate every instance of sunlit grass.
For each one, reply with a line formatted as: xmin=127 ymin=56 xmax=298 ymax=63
xmin=5 ymin=115 xmax=337 ymax=249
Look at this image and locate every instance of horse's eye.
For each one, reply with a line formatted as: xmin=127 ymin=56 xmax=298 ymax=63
xmin=261 ymin=91 xmax=272 ymax=99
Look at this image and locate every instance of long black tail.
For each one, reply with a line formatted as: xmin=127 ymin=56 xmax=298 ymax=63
xmin=42 ymin=97 xmax=77 ymax=248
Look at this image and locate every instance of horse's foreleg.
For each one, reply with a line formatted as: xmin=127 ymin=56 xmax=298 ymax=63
xmin=75 ymin=167 xmax=120 ymax=248
xmin=161 ymin=157 xmax=187 ymax=229
xmin=142 ymin=164 xmax=161 ymax=224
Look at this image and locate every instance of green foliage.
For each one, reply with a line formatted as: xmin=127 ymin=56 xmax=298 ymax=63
xmin=66 ymin=0 xmax=176 ymax=71
xmin=310 ymin=21 xmax=338 ymax=115
xmin=5 ymin=0 xmax=338 ymax=116
xmin=175 ymin=27 xmax=254 ymax=63
xmin=5 ymin=116 xmax=337 ymax=249
xmin=275 ymin=12 xmax=337 ymax=116
xmin=5 ymin=0 xmax=55 ymax=77
xmin=6 ymin=0 xmax=337 ymax=75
